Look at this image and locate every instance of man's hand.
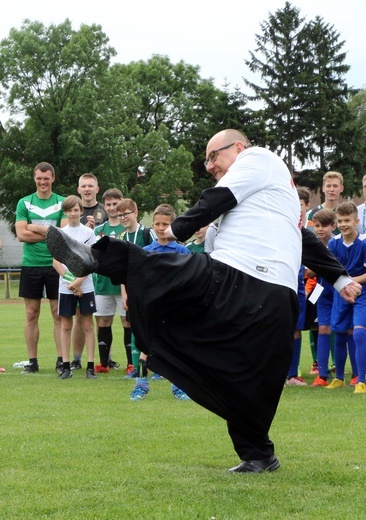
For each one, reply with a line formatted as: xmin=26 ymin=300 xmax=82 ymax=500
xmin=340 ymin=281 xmax=362 ymax=303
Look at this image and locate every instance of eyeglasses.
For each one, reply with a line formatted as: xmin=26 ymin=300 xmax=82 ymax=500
xmin=204 ymin=142 xmax=235 ymax=167
xmin=117 ymin=211 xmax=134 ymax=218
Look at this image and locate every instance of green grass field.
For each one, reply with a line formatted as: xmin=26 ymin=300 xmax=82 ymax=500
xmin=1 ymin=301 xmax=366 ymax=519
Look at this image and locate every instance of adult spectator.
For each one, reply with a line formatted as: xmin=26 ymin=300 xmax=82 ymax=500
xmin=70 ymin=173 xmax=109 ymax=370
xmin=15 ymin=162 xmax=67 ymax=373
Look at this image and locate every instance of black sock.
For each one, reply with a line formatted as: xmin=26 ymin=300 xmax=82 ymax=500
xmin=124 ymin=328 xmax=132 ymax=365
xmin=98 ymin=326 xmax=112 ymax=366
xmin=63 ymin=361 xmax=70 ymax=370
xmin=30 ymin=357 xmax=38 ymax=366
xmin=87 ymin=361 xmax=94 ymax=370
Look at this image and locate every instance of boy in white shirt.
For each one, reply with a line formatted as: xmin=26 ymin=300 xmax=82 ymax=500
xmin=52 ymin=196 xmax=97 ymax=380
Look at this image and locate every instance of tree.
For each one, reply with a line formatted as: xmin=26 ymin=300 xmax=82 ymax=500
xmin=243 ymin=2 xmax=350 ymax=177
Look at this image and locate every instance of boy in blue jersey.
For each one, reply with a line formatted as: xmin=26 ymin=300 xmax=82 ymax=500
xmin=129 ymin=204 xmax=191 ymax=401
xmin=310 ymin=209 xmax=338 ymax=386
xmin=326 ymin=202 xmax=366 ymax=393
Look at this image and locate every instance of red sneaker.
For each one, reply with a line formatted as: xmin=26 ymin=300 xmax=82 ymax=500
xmin=124 ymin=364 xmax=135 ymax=375
xmin=349 ymin=376 xmax=358 ymax=387
xmin=311 ymin=376 xmax=328 ymax=387
xmin=0 ymin=367 xmax=5 ymax=373
xmin=94 ymin=363 xmax=110 ymax=373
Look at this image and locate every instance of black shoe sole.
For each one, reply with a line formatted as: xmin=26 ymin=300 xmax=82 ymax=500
xmin=229 ymin=456 xmax=280 ymax=473
xmin=46 ymin=226 xmax=90 ymax=277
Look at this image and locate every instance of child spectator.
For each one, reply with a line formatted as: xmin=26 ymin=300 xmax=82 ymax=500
xmin=52 ymin=196 xmax=97 ymax=380
xmin=93 ymin=189 xmax=126 ymax=374
xmin=309 ymin=209 xmax=337 ymax=386
xmin=326 ymin=202 xmax=366 ymax=393
xmin=287 ymin=187 xmax=310 ymax=385
xmin=117 ymin=198 xmax=156 ymax=377
xmin=186 ymin=226 xmax=209 ymax=254
xmin=129 ymin=204 xmax=191 ymax=401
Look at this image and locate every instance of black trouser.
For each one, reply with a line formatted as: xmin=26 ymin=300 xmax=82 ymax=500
xmin=92 ymin=238 xmax=298 ymax=460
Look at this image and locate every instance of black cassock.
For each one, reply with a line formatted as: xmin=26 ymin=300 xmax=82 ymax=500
xmin=92 ymin=227 xmax=347 ymax=461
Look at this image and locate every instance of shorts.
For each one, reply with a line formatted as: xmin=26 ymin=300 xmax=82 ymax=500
xmin=19 ymin=266 xmax=59 ymax=299
xmin=94 ymin=294 xmax=126 ymax=317
xmin=58 ymin=292 xmax=96 ymax=317
xmin=296 ymin=290 xmax=306 ymax=330
xmin=317 ymin=293 xmax=333 ymax=327
xmin=331 ymin=291 xmax=366 ymax=332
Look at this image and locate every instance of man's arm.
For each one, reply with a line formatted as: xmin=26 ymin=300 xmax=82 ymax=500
xmin=171 ymin=187 xmax=237 ymax=242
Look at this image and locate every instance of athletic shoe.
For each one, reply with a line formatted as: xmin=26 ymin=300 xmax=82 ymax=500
xmin=21 ymin=362 xmax=39 ymax=374
xmin=70 ymin=360 xmax=82 ymax=370
xmin=13 ymin=361 xmax=29 ymax=368
xmin=325 ymin=378 xmax=345 ymax=389
xmin=311 ymin=376 xmax=328 ymax=387
xmin=123 ymin=364 xmax=137 ymax=379
xmin=309 ymin=362 xmax=319 ymax=375
xmin=130 ymin=385 xmax=149 ymax=401
xmin=95 ymin=363 xmax=110 ymax=373
xmin=151 ymin=373 xmax=164 ymax=380
xmin=108 ymin=360 xmax=120 ymax=370
xmin=172 ymin=388 xmax=190 ymax=400
xmin=86 ymin=368 xmax=97 ymax=379
xmin=354 ymin=382 xmax=366 ymax=394
xmin=59 ymin=368 xmax=72 ymax=379
xmin=55 ymin=360 xmax=64 ymax=375
xmin=0 ymin=367 xmax=5 ymax=373
xmin=349 ymin=376 xmax=358 ymax=387
xmin=287 ymin=376 xmax=307 ymax=386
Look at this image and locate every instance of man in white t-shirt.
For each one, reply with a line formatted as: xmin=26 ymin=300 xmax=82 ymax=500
xmin=356 ymin=174 xmax=366 ymax=234
xmin=46 ymin=129 xmax=361 ymax=473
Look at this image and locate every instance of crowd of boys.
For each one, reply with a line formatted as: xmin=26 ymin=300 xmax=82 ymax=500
xmin=287 ymin=172 xmax=366 ymax=394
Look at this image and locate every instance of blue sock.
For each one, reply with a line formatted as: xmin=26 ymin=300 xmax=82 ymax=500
xmin=347 ymin=334 xmax=357 ymax=377
xmin=353 ymin=328 xmax=366 ymax=383
xmin=334 ymin=333 xmax=348 ymax=380
xmin=317 ymin=333 xmax=331 ymax=378
xmin=288 ymin=337 xmax=301 ymax=378
xmin=135 ymin=377 xmax=149 ymax=389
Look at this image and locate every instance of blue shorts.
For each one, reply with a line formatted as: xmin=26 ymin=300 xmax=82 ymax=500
xmin=58 ymin=292 xmax=96 ymax=317
xmin=317 ymin=293 xmax=334 ymax=327
xmin=331 ymin=291 xmax=366 ymax=332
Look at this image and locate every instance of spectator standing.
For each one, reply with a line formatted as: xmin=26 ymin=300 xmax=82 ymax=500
xmin=52 ymin=196 xmax=97 ymax=379
xmin=93 ymin=189 xmax=126 ymax=373
xmin=15 ymin=162 xmax=67 ymax=374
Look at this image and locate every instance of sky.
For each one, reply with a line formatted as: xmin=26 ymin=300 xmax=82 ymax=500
xmin=0 ymin=0 xmax=364 ymax=97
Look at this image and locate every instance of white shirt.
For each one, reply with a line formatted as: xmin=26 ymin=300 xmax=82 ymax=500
xmin=58 ymin=223 xmax=96 ymax=294
xmin=210 ymin=147 xmax=302 ymax=292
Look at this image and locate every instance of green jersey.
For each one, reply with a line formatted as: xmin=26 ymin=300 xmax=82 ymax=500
xmin=15 ymin=192 xmax=65 ymax=267
xmin=186 ymin=240 xmax=205 ymax=254
xmin=94 ymin=221 xmax=126 ymax=295
xmin=121 ymin=224 xmax=156 ymax=248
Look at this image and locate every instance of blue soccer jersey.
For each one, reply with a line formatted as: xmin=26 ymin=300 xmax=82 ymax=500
xmin=329 ymin=234 xmax=366 ymax=331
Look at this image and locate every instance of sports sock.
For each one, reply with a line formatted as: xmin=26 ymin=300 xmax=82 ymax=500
xmin=317 ymin=333 xmax=331 ymax=378
xmin=63 ymin=361 xmax=70 ymax=370
xmin=309 ymin=330 xmax=318 ymax=363
xmin=288 ymin=336 xmax=301 ymax=379
xmin=131 ymin=333 xmax=141 ymax=369
xmin=353 ymin=328 xmax=366 ymax=383
xmin=334 ymin=332 xmax=348 ymax=380
xmin=87 ymin=361 xmax=94 ymax=370
xmin=123 ymin=327 xmax=132 ymax=365
xmin=98 ymin=326 xmax=112 ymax=366
xmin=347 ymin=333 xmax=357 ymax=377
xmin=30 ymin=357 xmax=38 ymax=366
xmin=73 ymin=354 xmax=82 ymax=362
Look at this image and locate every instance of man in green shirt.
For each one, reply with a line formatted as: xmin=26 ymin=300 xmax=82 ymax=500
xmin=15 ymin=162 xmax=67 ymax=373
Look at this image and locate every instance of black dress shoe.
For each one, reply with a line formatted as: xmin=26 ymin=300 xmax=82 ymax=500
xmin=46 ymin=226 xmax=99 ymax=277
xmin=228 ymin=455 xmax=280 ymax=473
